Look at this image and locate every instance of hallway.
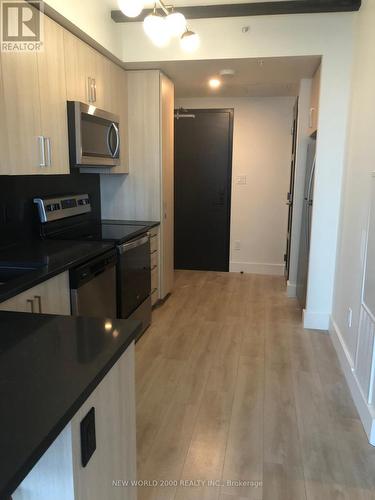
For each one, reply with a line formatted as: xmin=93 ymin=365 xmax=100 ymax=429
xmin=136 ymin=271 xmax=375 ymax=500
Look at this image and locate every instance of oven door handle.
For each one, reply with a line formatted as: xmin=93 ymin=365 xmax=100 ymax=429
xmin=118 ymin=235 xmax=149 ymax=254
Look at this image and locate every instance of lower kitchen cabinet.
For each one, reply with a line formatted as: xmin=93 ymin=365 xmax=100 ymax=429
xmin=0 ymin=272 xmax=71 ymax=315
xmin=12 ymin=342 xmax=137 ymax=500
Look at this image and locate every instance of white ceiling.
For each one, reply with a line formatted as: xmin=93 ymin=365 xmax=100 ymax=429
xmin=125 ymin=56 xmax=321 ymax=97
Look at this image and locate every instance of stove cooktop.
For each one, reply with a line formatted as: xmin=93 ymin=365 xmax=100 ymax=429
xmin=46 ymin=222 xmax=148 ymax=245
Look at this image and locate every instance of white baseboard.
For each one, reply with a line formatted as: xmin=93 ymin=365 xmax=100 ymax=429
xmin=303 ymin=309 xmax=330 ymax=330
xmin=287 ymin=281 xmax=297 ymax=298
xmin=230 ymin=261 xmax=284 ymax=276
xmin=330 ymin=317 xmax=375 ymax=446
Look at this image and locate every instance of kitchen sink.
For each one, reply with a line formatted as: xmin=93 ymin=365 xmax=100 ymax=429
xmin=0 ymin=266 xmax=41 ymax=286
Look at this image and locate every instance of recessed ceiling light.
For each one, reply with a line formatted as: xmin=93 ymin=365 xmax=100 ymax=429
xmin=209 ymin=78 xmax=221 ymax=89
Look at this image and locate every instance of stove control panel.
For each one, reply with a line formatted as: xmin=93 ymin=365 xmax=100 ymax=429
xmin=34 ymin=194 xmax=91 ymax=223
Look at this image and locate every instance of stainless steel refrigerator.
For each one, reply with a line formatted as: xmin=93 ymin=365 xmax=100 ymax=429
xmin=296 ymin=140 xmax=316 ymax=308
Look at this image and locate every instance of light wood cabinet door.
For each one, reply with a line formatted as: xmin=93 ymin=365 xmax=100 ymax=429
xmin=0 ymin=272 xmax=71 ymax=315
xmin=64 ymin=30 xmax=96 ymax=105
xmin=308 ymin=64 xmax=321 ymax=136
xmin=37 ymin=16 xmax=69 ymax=174
xmin=1 ymin=49 xmax=42 ymax=175
xmin=0 ymin=53 xmax=9 ymax=172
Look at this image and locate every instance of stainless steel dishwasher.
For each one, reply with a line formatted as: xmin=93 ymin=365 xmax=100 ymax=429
xmin=70 ymin=249 xmax=117 ymax=318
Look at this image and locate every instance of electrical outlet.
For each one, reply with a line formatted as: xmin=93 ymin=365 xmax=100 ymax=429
xmin=234 ymin=241 xmax=241 ymax=251
xmin=348 ymin=308 xmax=353 ymax=328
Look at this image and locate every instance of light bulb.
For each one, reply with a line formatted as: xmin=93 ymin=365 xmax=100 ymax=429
xmin=144 ymin=12 xmax=170 ymax=47
xmin=209 ymin=78 xmax=221 ymax=89
xmin=166 ymin=11 xmax=186 ymax=37
xmin=118 ymin=0 xmax=144 ymax=18
xmin=180 ymin=30 xmax=200 ymax=52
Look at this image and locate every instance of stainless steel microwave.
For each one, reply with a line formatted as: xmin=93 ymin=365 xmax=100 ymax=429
xmin=67 ymin=101 xmax=120 ymax=168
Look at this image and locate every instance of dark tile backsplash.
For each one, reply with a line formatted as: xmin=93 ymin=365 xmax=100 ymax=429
xmin=0 ymin=172 xmax=101 ymax=249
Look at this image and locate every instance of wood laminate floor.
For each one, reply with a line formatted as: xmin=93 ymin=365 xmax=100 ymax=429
xmin=135 ymin=271 xmax=375 ymax=500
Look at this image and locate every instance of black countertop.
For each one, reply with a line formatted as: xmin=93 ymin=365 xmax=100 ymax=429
xmin=0 ymin=240 xmax=114 ymax=304
xmin=102 ymin=219 xmax=160 ymax=229
xmin=0 ymin=311 xmax=141 ymax=499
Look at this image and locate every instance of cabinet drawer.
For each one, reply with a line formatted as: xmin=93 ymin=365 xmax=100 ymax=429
xmin=151 ymin=267 xmax=159 ymax=292
xmin=151 ymin=288 xmax=158 ymax=306
xmin=0 ymin=272 xmax=71 ymax=315
xmin=151 ymin=251 xmax=158 ymax=269
xmin=150 ymin=232 xmax=158 ymax=254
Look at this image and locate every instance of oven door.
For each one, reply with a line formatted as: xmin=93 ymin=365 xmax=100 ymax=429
xmin=68 ymin=101 xmax=120 ymax=167
xmin=117 ymin=235 xmax=151 ymax=319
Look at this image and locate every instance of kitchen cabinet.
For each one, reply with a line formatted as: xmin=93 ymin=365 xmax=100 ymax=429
xmin=308 ymin=63 xmax=321 ymax=136
xmin=0 ymin=272 xmax=71 ymax=315
xmin=64 ymin=30 xmax=111 ymax=111
xmin=0 ymin=10 xmax=69 ymax=175
xmin=37 ymin=16 xmax=69 ymax=174
xmin=101 ymin=71 xmax=174 ymax=298
xmin=12 ymin=342 xmax=137 ymax=500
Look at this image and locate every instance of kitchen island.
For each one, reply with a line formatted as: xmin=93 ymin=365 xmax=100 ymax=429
xmin=0 ymin=312 xmax=140 ymax=500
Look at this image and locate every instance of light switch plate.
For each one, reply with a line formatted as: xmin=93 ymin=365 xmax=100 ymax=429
xmin=236 ymin=176 xmax=247 ymax=185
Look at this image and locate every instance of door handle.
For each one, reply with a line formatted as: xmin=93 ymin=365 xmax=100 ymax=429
xmin=34 ymin=295 xmax=42 ymax=314
xmin=27 ymin=299 xmax=35 ymax=313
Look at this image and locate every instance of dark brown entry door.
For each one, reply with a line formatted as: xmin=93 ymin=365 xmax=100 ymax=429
xmin=174 ymin=108 xmax=233 ymax=272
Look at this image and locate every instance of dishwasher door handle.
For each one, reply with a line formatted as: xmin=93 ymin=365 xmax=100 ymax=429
xmin=118 ymin=235 xmax=149 ymax=254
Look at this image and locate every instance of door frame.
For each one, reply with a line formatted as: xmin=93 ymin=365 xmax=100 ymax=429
xmin=174 ymin=107 xmax=234 ymax=271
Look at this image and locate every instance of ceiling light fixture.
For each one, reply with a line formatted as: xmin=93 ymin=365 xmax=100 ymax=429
xmin=118 ymin=0 xmax=199 ymax=51
xmin=118 ymin=0 xmax=145 ymax=18
xmin=144 ymin=8 xmax=170 ymax=47
xmin=166 ymin=10 xmax=187 ymax=37
xmin=180 ymin=29 xmax=200 ymax=53
xmin=209 ymin=78 xmax=221 ymax=89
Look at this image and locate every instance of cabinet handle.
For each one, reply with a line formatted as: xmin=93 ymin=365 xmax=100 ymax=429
xmin=87 ymin=77 xmax=93 ymax=103
xmin=309 ymin=107 xmax=314 ymax=129
xmin=34 ymin=295 xmax=42 ymax=314
xmin=27 ymin=299 xmax=35 ymax=313
xmin=45 ymin=138 xmax=51 ymax=167
xmin=38 ymin=136 xmax=46 ymax=167
xmin=93 ymin=78 xmax=97 ymax=103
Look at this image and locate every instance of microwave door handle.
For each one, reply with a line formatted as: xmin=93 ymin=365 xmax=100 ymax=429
xmin=112 ymin=123 xmax=120 ymax=158
xmin=106 ymin=123 xmax=115 ymax=157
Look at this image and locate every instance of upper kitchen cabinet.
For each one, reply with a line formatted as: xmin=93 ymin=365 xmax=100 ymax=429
xmin=308 ymin=63 xmax=321 ymax=136
xmin=64 ymin=29 xmax=109 ymax=111
xmin=1 ymin=10 xmax=69 ymax=175
xmin=37 ymin=16 xmax=69 ymax=174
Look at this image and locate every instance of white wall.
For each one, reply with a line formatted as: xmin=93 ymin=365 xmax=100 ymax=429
xmin=330 ymin=0 xmax=375 ymax=444
xmin=44 ymin=0 xmax=122 ymax=59
xmin=287 ymin=79 xmax=312 ymax=297
xmin=176 ymin=96 xmax=294 ymax=276
xmin=119 ymin=13 xmax=355 ymax=329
